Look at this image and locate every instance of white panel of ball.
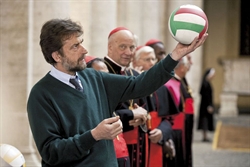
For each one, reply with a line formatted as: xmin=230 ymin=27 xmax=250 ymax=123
xmin=175 ymin=30 xmax=199 ymax=45
xmin=0 ymin=144 xmax=25 ymax=167
xmin=174 ymin=13 xmax=206 ymax=26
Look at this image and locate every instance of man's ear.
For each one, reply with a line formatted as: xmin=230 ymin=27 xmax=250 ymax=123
xmin=108 ymin=43 xmax=112 ymax=52
xmin=52 ymin=51 xmax=61 ymax=63
xmin=108 ymin=39 xmax=116 ymax=52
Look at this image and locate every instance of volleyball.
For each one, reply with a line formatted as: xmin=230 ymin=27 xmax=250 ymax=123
xmin=0 ymin=144 xmax=26 ymax=167
xmin=168 ymin=4 xmax=208 ymax=45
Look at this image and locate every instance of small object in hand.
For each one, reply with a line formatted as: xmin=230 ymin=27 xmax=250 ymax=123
xmin=113 ymin=112 xmax=120 ymax=140
xmin=147 ymin=113 xmax=152 ymax=130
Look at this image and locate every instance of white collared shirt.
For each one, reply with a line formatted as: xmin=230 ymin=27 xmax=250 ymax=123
xmin=49 ymin=66 xmax=82 ymax=89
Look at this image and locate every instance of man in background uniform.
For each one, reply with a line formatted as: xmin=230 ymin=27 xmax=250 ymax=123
xmin=104 ymin=27 xmax=148 ymax=167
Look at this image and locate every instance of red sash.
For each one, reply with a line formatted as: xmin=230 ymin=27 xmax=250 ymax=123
xmin=113 ymin=133 xmax=129 ymax=158
xmin=123 ymin=127 xmax=138 ymax=144
xmin=170 ymin=112 xmax=186 ymax=160
xmin=184 ymin=98 xmax=194 ymax=114
xmin=171 ymin=112 xmax=185 ymax=130
xmin=148 ymin=111 xmax=163 ymax=167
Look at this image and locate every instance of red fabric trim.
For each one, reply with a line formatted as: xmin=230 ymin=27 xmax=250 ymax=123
xmin=113 ymin=133 xmax=129 ymax=158
xmin=171 ymin=112 xmax=186 ymax=161
xmin=123 ymin=127 xmax=138 ymax=144
xmin=147 ymin=111 xmax=163 ymax=167
xmin=148 ymin=143 xmax=163 ymax=167
xmin=171 ymin=112 xmax=185 ymax=130
xmin=145 ymin=133 xmax=149 ymax=167
xmin=136 ymin=135 xmax=140 ymax=167
xmin=184 ymin=98 xmax=194 ymax=114
xmin=148 ymin=111 xmax=161 ymax=130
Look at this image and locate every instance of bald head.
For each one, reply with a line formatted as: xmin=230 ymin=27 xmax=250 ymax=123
xmin=107 ymin=29 xmax=136 ymax=66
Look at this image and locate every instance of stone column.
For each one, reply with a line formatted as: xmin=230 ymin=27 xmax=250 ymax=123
xmin=219 ymin=93 xmax=238 ymax=117
xmin=70 ymin=1 xmax=92 ymax=53
xmin=218 ymin=59 xmax=250 ymax=117
xmin=88 ymin=0 xmax=117 ymax=58
xmin=117 ymin=0 xmax=164 ymax=45
xmin=165 ymin=0 xmax=204 ymax=117
xmin=0 ymin=1 xmax=40 ymax=166
xmin=0 ymin=1 xmax=70 ymax=166
xmin=117 ymin=0 xmax=142 ymax=43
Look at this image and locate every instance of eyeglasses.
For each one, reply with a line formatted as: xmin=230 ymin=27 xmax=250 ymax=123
xmin=140 ymin=58 xmax=157 ymax=62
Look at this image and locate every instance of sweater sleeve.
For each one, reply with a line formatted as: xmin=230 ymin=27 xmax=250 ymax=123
xmin=103 ymin=54 xmax=178 ymax=107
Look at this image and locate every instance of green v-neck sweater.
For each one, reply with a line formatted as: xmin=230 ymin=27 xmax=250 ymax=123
xmin=27 ymin=55 xmax=177 ymax=167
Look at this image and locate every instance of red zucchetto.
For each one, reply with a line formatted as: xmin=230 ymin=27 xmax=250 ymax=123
xmin=108 ymin=27 xmax=131 ymax=38
xmin=85 ymin=55 xmax=97 ymax=64
xmin=145 ymin=39 xmax=163 ymax=46
xmin=135 ymin=45 xmax=144 ymax=51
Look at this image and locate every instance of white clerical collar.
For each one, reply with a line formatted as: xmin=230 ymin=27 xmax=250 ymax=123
xmin=105 ymin=55 xmax=127 ymax=71
xmin=174 ymin=74 xmax=181 ymax=81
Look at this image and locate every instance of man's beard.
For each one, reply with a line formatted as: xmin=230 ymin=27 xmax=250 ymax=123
xmin=62 ymin=56 xmax=86 ymax=73
xmin=69 ymin=65 xmax=86 ymax=72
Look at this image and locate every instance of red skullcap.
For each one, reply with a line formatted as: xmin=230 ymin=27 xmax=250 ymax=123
xmin=85 ymin=55 xmax=97 ymax=64
xmin=145 ymin=39 xmax=162 ymax=46
xmin=135 ymin=45 xmax=144 ymax=51
xmin=108 ymin=27 xmax=130 ymax=38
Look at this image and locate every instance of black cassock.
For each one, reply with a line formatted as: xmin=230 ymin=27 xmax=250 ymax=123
xmin=104 ymin=57 xmax=147 ymax=167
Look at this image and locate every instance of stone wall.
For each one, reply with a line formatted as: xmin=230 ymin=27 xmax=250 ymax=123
xmin=219 ymin=58 xmax=250 ymax=116
xmin=222 ymin=59 xmax=250 ymax=94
